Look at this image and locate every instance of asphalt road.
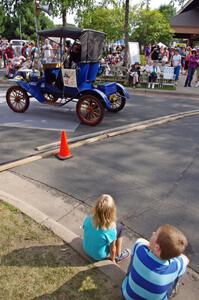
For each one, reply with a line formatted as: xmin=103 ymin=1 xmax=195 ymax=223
xmin=8 ymin=115 xmax=199 ymax=273
xmin=0 ymin=88 xmax=199 ymax=272
xmin=0 ymin=87 xmax=199 ymax=163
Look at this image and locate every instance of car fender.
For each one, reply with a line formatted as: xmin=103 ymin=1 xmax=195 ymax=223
xmin=17 ymin=80 xmax=46 ymax=103
xmin=78 ymin=88 xmax=111 ymax=109
xmin=116 ymin=83 xmax=129 ymax=98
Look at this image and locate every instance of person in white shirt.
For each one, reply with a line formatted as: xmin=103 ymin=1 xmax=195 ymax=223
xmin=42 ymin=39 xmax=53 ymax=63
xmin=148 ymin=60 xmax=161 ymax=89
xmin=162 ymin=52 xmax=168 ymax=66
xmin=172 ymin=49 xmax=181 ymax=82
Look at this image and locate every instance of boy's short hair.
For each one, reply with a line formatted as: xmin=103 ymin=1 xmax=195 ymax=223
xmin=157 ymin=224 xmax=188 ymax=260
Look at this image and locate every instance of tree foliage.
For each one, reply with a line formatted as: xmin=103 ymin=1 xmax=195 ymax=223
xmin=76 ymin=5 xmax=137 ymax=42
xmin=0 ymin=0 xmax=53 ymax=40
xmin=76 ymin=6 xmax=124 ymax=41
xmin=51 ymin=0 xmax=94 ymax=25
xmin=158 ymin=4 xmax=176 ymax=21
xmin=130 ymin=9 xmax=173 ymax=47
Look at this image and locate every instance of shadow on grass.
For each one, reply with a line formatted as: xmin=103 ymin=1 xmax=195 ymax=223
xmin=1 ymin=243 xmax=89 ymax=268
xmin=1 ymin=237 xmax=126 ymax=283
xmin=32 ymin=265 xmax=124 ymax=300
xmin=1 ymin=237 xmax=126 ymax=299
xmin=1 ymin=235 xmax=126 ymax=299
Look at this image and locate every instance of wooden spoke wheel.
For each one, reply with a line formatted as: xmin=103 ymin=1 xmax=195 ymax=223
xmin=107 ymin=91 xmax=126 ymax=113
xmin=6 ymin=86 xmax=29 ymax=113
xmin=76 ymin=94 xmax=104 ymax=126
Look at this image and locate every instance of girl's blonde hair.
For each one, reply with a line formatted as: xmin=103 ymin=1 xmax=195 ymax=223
xmin=92 ymin=194 xmax=116 ymax=230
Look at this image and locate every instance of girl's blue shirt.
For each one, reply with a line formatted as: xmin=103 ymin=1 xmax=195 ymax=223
xmin=83 ymin=214 xmax=117 ymax=260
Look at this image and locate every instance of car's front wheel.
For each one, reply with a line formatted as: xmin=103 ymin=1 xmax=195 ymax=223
xmin=76 ymin=94 xmax=104 ymax=126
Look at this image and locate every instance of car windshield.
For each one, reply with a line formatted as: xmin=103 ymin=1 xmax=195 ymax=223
xmin=12 ymin=41 xmax=22 ymax=45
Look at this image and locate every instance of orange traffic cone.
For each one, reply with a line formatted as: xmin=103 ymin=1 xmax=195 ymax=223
xmin=56 ymin=130 xmax=72 ymax=160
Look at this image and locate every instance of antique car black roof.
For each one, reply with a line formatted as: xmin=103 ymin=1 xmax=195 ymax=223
xmin=38 ymin=26 xmax=105 ymax=63
xmin=38 ymin=26 xmax=105 ymax=40
xmin=38 ymin=26 xmax=83 ymax=39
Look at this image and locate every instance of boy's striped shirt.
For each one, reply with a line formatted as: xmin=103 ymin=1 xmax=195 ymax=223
xmin=122 ymin=238 xmax=188 ymax=300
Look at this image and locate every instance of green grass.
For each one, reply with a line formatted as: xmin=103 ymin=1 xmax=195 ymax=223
xmin=96 ymin=77 xmax=176 ymax=90
xmin=0 ymin=201 xmax=121 ymax=300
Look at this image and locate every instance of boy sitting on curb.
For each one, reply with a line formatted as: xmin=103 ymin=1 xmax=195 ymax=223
xmin=122 ymin=224 xmax=189 ymax=299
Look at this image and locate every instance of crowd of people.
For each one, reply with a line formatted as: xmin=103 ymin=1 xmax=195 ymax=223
xmin=143 ymin=44 xmax=199 ymax=88
xmin=0 ymin=35 xmax=83 ymax=78
xmin=129 ymin=44 xmax=199 ymax=88
xmin=83 ymin=194 xmax=189 ymax=300
xmin=1 ymin=35 xmax=199 ymax=88
xmin=100 ymin=43 xmax=199 ymax=89
xmin=0 ymin=36 xmax=57 ymax=77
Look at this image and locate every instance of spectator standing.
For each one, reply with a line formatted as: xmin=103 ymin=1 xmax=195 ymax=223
xmin=169 ymin=47 xmax=175 ymax=65
xmin=30 ymin=42 xmax=39 ymax=68
xmin=42 ymin=39 xmax=53 ymax=63
xmin=4 ymin=43 xmax=15 ymax=62
xmin=21 ymin=43 xmax=29 ymax=58
xmin=184 ymin=49 xmax=199 ymax=87
xmin=0 ymin=37 xmax=2 ymax=68
xmin=150 ymin=45 xmax=160 ymax=62
xmin=122 ymin=224 xmax=189 ymax=300
xmin=144 ymin=44 xmax=151 ymax=63
xmin=195 ymin=48 xmax=199 ymax=87
xmin=1 ymin=40 xmax=8 ymax=67
xmin=161 ymin=52 xmax=169 ymax=66
xmin=180 ymin=46 xmax=186 ymax=74
xmin=172 ymin=49 xmax=181 ymax=83
xmin=184 ymin=47 xmax=191 ymax=73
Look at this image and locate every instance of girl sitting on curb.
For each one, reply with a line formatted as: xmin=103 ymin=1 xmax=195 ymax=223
xmin=82 ymin=194 xmax=130 ymax=264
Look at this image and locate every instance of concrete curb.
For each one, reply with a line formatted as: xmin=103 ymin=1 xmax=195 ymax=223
xmin=0 ymin=79 xmax=14 ymax=86
xmin=0 ymin=190 xmax=126 ymax=287
xmin=128 ymin=87 xmax=199 ymax=99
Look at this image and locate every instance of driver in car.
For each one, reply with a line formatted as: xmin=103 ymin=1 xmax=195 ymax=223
xmin=68 ymin=39 xmax=81 ymax=68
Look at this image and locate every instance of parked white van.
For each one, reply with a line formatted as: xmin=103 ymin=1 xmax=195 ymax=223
xmin=10 ymin=39 xmax=30 ymax=56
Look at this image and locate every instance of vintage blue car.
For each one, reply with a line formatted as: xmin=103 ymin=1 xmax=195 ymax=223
xmin=6 ymin=26 xmax=129 ymax=126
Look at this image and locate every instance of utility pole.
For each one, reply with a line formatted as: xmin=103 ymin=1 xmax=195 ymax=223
xmin=124 ymin=0 xmax=129 ymax=67
xmin=146 ymin=0 xmax=151 ymax=10
xmin=19 ymin=15 xmax=22 ymax=40
xmin=35 ymin=0 xmax=40 ymax=46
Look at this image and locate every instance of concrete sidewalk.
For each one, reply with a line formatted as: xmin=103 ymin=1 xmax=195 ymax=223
xmin=131 ymin=73 xmax=199 ymax=99
xmin=0 ymin=171 xmax=198 ymax=300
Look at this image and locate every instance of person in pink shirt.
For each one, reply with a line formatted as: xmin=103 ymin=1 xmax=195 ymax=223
xmin=184 ymin=49 xmax=199 ymax=87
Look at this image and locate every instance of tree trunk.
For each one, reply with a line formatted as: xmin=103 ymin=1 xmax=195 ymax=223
xmin=62 ymin=8 xmax=67 ymax=26
xmin=124 ymin=0 xmax=129 ymax=66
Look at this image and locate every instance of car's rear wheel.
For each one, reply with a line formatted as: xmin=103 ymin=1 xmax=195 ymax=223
xmin=76 ymin=94 xmax=104 ymax=126
xmin=107 ymin=91 xmax=126 ymax=113
xmin=6 ymin=86 xmax=30 ymax=113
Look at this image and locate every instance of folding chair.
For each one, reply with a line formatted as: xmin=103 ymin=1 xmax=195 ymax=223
xmin=162 ymin=66 xmax=175 ymax=87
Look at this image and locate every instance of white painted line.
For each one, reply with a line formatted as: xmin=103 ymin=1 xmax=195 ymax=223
xmin=0 ymin=123 xmax=72 ymax=132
